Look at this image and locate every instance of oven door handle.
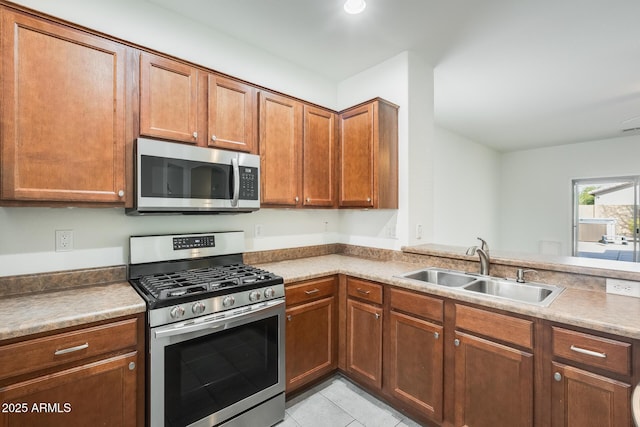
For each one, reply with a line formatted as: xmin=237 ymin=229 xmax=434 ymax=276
xmin=154 ymin=300 xmax=283 ymax=339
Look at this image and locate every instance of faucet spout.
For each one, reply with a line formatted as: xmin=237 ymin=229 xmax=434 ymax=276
xmin=466 ymin=237 xmax=491 ymax=276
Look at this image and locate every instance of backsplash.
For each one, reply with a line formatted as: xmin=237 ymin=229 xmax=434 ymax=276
xmin=3 ymin=243 xmax=639 ymax=298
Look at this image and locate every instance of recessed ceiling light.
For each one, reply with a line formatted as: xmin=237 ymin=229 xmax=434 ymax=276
xmin=344 ymin=0 xmax=366 ymax=14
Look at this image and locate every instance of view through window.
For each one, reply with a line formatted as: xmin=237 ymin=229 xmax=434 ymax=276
xmin=573 ymin=177 xmax=640 ymax=263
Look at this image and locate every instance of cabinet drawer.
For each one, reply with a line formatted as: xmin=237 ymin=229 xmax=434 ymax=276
xmin=552 ymin=326 xmax=631 ymax=376
xmin=389 ymin=287 xmax=443 ymax=323
xmin=455 ymin=304 xmax=533 ymax=349
xmin=347 ymin=277 xmax=383 ymax=305
xmin=286 ymin=276 xmax=337 ymax=306
xmin=0 ymin=318 xmax=138 ymax=381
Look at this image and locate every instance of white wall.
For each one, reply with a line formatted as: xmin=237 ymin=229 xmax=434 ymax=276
xmin=498 ymin=134 xmax=640 ymax=255
xmin=433 ymin=127 xmax=500 ymax=247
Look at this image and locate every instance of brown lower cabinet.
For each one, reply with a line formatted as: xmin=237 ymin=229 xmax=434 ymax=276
xmin=549 ymin=325 xmax=634 ymax=427
xmin=345 ymin=277 xmax=384 ymax=390
xmin=284 ymin=275 xmax=638 ymax=427
xmin=386 ymin=288 xmax=444 ymax=422
xmin=0 ymin=315 xmax=144 ymax=427
xmin=285 ymin=276 xmax=338 ymax=393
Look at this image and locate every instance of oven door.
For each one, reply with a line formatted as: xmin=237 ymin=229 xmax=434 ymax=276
xmin=149 ymin=299 xmax=285 ymax=427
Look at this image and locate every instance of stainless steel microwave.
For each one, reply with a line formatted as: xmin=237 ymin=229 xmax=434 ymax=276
xmin=127 ymin=138 xmax=260 ymax=215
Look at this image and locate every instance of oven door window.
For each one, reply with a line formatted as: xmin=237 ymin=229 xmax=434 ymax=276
xmin=140 ymin=155 xmax=232 ymax=200
xmin=164 ymin=315 xmax=279 ymax=427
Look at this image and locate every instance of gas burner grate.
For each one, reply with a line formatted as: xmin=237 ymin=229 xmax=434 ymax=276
xmin=136 ymin=264 xmax=276 ymax=300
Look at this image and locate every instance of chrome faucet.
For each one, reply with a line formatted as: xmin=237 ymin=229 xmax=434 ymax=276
xmin=466 ymin=237 xmax=490 ymax=276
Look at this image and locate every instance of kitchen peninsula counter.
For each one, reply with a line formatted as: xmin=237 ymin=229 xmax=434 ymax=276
xmin=256 ymin=253 xmax=640 ymax=340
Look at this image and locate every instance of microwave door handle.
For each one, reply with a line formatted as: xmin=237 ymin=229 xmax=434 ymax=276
xmin=231 ymin=157 xmax=240 ymax=207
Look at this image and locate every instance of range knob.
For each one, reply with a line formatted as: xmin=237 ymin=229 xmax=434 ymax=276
xmin=169 ymin=306 xmax=185 ymax=319
xmin=264 ymin=288 xmax=276 ymax=299
xmin=249 ymin=290 xmax=261 ymax=302
xmin=223 ymin=296 xmax=235 ymax=308
xmin=192 ymin=301 xmax=206 ymax=314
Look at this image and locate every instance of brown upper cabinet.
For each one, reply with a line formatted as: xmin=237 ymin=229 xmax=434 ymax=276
xmin=207 ymin=74 xmax=256 ymax=152
xmin=258 ymin=91 xmax=303 ymax=207
xmin=140 ymin=52 xmax=199 ymax=144
xmin=140 ymin=53 xmax=258 ymax=152
xmin=0 ymin=9 xmax=128 ymax=204
xmin=258 ymin=92 xmax=337 ymax=208
xmin=303 ymin=105 xmax=337 ymax=207
xmin=339 ymin=98 xmax=398 ymax=209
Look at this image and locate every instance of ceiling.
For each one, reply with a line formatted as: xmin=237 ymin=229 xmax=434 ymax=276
xmin=147 ymin=0 xmax=640 ymax=152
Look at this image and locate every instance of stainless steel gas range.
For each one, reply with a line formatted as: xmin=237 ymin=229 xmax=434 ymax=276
xmin=128 ymin=231 xmax=285 ymax=427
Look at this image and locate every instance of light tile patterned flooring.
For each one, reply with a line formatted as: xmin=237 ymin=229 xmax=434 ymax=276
xmin=275 ymin=375 xmax=424 ymax=427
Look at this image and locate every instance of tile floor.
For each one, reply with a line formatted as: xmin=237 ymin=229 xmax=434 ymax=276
xmin=275 ymin=376 xmax=424 ymax=427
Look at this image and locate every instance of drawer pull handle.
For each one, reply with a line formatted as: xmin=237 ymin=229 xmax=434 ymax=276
xmin=304 ymin=289 xmax=320 ymax=295
xmin=357 ymin=288 xmax=371 ymax=295
xmin=570 ymin=345 xmax=607 ymax=359
xmin=54 ymin=343 xmax=89 ymax=356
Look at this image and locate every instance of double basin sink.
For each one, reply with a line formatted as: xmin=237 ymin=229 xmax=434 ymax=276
xmin=397 ymin=267 xmax=564 ymax=307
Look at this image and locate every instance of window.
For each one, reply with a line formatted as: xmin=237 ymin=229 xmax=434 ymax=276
xmin=572 ymin=177 xmax=639 ymax=262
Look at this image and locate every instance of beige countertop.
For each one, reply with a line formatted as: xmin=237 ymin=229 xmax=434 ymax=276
xmin=2 ymin=252 xmax=639 ymax=343
xmin=0 ymin=281 xmax=146 ymax=341
xmin=257 ymin=254 xmax=640 ymax=340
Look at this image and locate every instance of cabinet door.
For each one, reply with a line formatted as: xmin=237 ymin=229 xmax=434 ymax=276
xmin=339 ymin=103 xmax=374 ymax=208
xmin=346 ymin=299 xmax=382 ymax=389
xmin=454 ymin=331 xmax=534 ymax=427
xmin=140 ymin=52 xmax=199 ymax=144
xmin=207 ymin=74 xmax=256 ymax=152
xmin=258 ymin=91 xmax=302 ymax=206
xmin=0 ymin=352 xmax=137 ymax=427
xmin=551 ymin=362 xmax=631 ymax=427
xmin=388 ymin=311 xmax=443 ymax=421
xmin=286 ymin=296 xmax=337 ymax=393
xmin=303 ymin=105 xmax=336 ymax=207
xmin=0 ymin=10 xmax=126 ymax=203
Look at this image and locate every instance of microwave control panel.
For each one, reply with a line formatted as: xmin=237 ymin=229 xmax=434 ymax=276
xmin=239 ymin=167 xmax=259 ymax=200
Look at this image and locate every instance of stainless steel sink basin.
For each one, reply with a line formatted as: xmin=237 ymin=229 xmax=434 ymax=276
xmin=463 ymin=279 xmax=562 ymax=306
xmin=398 ymin=268 xmax=476 ymax=287
xmin=397 ymin=267 xmax=564 ymax=306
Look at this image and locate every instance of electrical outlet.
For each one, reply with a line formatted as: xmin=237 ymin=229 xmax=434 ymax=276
xmin=55 ymin=230 xmax=74 ymax=252
xmin=254 ymin=224 xmax=263 ymax=238
xmin=606 ymin=278 xmax=640 ymax=298
xmin=386 ymin=224 xmax=397 ymax=238
xmin=416 ymin=223 xmax=423 ymax=239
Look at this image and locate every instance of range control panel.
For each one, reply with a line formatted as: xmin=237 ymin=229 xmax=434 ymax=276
xmin=173 ymin=235 xmax=216 ymax=250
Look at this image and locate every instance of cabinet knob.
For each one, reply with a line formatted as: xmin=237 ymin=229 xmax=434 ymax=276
xmin=117 ymin=190 xmax=124 ymax=197
xmin=211 ymin=134 xmax=217 ymax=141
xmin=434 ymin=332 xmax=440 ymax=340
xmin=366 ymin=197 xmax=371 ymax=202
xmin=553 ymin=372 xmax=562 ymax=382
xmin=454 ymin=338 xmax=460 ymax=347
xmin=295 ymin=196 xmax=299 ymax=203
xmin=192 ymin=131 xmax=198 ymax=139
xmin=129 ymin=362 xmax=136 ymax=371
xmin=287 ymin=315 xmax=292 ymax=322
xmin=374 ymin=313 xmax=381 ymax=320
xmin=306 ymin=197 xmax=311 ymax=203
